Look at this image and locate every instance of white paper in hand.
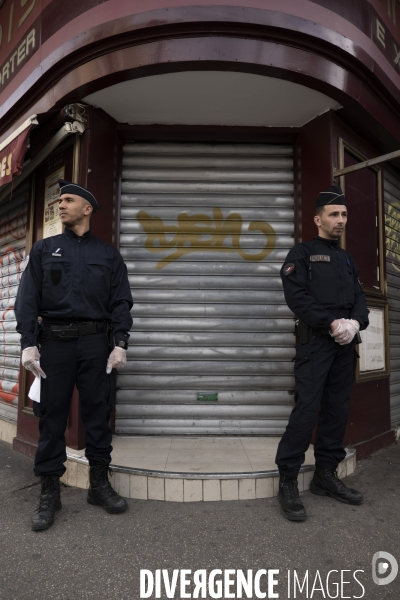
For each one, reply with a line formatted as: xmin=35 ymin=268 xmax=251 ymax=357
xmin=28 ymin=362 xmax=41 ymax=403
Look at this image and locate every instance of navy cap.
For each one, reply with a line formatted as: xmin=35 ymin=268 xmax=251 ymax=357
xmin=315 ymin=185 xmax=346 ymax=208
xmin=58 ymin=179 xmax=99 ymax=213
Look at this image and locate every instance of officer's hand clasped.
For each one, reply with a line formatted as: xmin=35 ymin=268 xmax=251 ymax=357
xmin=330 ymin=319 xmax=360 ymax=345
xmin=21 ymin=347 xmax=47 ymax=378
xmin=106 ymin=347 xmax=127 ymax=374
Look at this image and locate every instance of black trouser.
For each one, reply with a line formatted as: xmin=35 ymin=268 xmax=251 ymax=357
xmin=275 ymin=335 xmax=357 ymax=478
xmin=33 ymin=333 xmax=113 ymax=477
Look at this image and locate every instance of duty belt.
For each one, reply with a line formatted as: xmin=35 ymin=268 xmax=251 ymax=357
xmin=295 ymin=319 xmax=331 ymax=344
xmin=311 ymin=327 xmax=331 ymax=338
xmin=39 ymin=321 xmax=109 ymax=340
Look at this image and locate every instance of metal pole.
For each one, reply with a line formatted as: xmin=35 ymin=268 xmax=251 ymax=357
xmin=334 ymin=148 xmax=400 ymax=178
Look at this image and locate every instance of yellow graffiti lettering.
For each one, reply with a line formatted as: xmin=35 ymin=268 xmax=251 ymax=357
xmin=386 ymin=220 xmax=400 ymax=271
xmin=137 ymin=208 xmax=276 ymax=269
xmin=386 ymin=215 xmax=400 ymax=232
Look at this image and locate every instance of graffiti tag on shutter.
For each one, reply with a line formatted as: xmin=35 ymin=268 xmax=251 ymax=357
xmin=386 ymin=204 xmax=400 ymax=272
xmin=137 ymin=207 xmax=276 ymax=269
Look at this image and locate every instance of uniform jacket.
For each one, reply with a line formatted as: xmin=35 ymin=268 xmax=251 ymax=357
xmin=281 ymin=235 xmax=369 ymax=330
xmin=15 ymin=228 xmax=133 ymax=350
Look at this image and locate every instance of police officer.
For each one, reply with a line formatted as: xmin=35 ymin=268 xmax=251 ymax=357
xmin=275 ymin=185 xmax=369 ymax=521
xmin=15 ymin=180 xmax=133 ymax=531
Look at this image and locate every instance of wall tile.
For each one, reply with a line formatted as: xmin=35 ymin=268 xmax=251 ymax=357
xmin=130 ymin=475 xmax=148 ymax=500
xmin=221 ymin=480 xmax=238 ymax=501
xmin=184 ymin=479 xmax=202 ymax=502
xmin=148 ymin=477 xmax=165 ymax=501
xmin=203 ymin=479 xmax=221 ymax=501
xmin=165 ymin=478 xmax=184 ymax=502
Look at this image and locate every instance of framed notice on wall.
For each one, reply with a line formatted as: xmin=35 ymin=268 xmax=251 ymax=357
xmin=357 ymin=305 xmax=390 ymax=381
xmin=43 ymin=167 xmax=64 ymax=239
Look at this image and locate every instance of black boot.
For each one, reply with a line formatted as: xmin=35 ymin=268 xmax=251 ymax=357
xmin=310 ymin=468 xmax=363 ymax=505
xmin=31 ymin=475 xmax=61 ymax=531
xmin=87 ymin=464 xmax=128 ymax=514
xmin=278 ymin=475 xmax=307 ymax=521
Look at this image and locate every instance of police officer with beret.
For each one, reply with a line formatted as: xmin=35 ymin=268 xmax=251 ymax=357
xmin=275 ymin=185 xmax=369 ymax=521
xmin=15 ymin=180 xmax=133 ymax=531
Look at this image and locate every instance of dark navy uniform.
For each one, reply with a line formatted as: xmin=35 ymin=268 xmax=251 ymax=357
xmin=275 ymin=235 xmax=369 ymax=477
xmin=15 ymin=228 xmax=133 ymax=476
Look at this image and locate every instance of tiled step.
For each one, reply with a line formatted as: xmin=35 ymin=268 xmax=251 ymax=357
xmin=61 ymin=437 xmax=357 ymax=502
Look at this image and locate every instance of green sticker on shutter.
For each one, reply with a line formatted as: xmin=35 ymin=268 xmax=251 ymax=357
xmin=197 ymin=393 xmax=218 ymax=402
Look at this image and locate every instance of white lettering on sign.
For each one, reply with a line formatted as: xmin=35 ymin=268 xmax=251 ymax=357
xmin=376 ymin=18 xmax=386 ymax=47
xmin=394 ymin=42 xmax=400 ymax=64
xmin=385 ymin=0 xmax=397 ymax=26
xmin=0 ymin=27 xmax=35 ymax=87
xmin=19 ymin=0 xmax=36 ymax=28
xmin=0 ymin=153 xmax=12 ymax=180
xmin=0 ymin=1 xmax=36 ymax=50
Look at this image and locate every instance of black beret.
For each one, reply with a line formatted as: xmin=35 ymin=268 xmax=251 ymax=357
xmin=58 ymin=179 xmax=99 ymax=212
xmin=315 ymin=185 xmax=346 ymax=208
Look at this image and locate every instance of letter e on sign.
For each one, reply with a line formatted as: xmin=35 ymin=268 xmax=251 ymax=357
xmin=376 ymin=19 xmax=386 ymax=47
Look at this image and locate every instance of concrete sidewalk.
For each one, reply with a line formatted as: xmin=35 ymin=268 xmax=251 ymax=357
xmin=0 ymin=439 xmax=399 ymax=600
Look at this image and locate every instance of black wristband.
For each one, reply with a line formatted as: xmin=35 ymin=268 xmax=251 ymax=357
xmin=116 ymin=340 xmax=128 ymax=350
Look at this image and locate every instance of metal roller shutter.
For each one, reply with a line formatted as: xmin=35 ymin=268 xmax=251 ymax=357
xmin=0 ymin=182 xmax=29 ymax=424
xmin=384 ymin=165 xmax=400 ymax=425
xmin=117 ymin=142 xmax=295 ymax=434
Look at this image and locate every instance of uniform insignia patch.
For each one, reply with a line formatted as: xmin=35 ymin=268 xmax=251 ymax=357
xmin=309 ymin=255 xmax=330 ymax=262
xmin=283 ymin=263 xmax=295 ymax=276
xmin=51 ymin=247 xmax=62 ymax=257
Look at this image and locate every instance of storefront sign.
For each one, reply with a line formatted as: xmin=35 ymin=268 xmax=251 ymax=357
xmin=0 ymin=0 xmax=41 ymax=91
xmin=0 ymin=26 xmax=37 ymax=89
xmin=359 ymin=308 xmax=386 ymax=372
xmin=310 ymin=0 xmax=400 ymax=72
xmin=0 ymin=126 xmax=29 ymax=186
xmin=0 ymin=0 xmax=109 ymax=93
xmin=43 ymin=167 xmax=64 ymax=239
xmin=1 ymin=0 xmax=400 ymax=99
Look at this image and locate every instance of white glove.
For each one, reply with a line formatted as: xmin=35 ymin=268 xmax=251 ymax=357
xmin=106 ymin=347 xmax=127 ymax=374
xmin=330 ymin=319 xmax=345 ymax=339
xmin=331 ymin=319 xmax=359 ymax=345
xmin=21 ymin=347 xmax=47 ymax=379
xmin=336 ymin=319 xmax=359 ymax=345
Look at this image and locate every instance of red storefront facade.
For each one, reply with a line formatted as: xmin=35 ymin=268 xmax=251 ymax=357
xmin=0 ymin=0 xmax=399 ymax=459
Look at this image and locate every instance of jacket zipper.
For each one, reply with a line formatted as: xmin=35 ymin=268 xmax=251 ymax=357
xmin=333 ymin=246 xmax=344 ymax=303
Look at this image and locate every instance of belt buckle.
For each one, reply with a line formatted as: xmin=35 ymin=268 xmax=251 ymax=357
xmin=51 ymin=328 xmax=79 ymax=339
xmin=66 ymin=328 xmax=79 ymax=337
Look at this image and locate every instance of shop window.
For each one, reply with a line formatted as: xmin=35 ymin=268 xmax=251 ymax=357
xmin=341 ymin=145 xmax=382 ymax=291
xmin=338 ymin=139 xmax=389 ymax=381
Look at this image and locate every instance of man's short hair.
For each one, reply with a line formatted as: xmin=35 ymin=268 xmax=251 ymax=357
xmin=314 ymin=205 xmax=325 ymax=217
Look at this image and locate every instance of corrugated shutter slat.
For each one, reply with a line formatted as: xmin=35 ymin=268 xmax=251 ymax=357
xmin=0 ymin=182 xmax=29 ymax=419
xmin=385 ymin=166 xmax=400 ymax=425
xmin=117 ymin=142 xmax=295 ymax=434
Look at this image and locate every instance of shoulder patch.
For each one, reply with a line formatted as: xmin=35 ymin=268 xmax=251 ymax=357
xmin=309 ymin=255 xmax=330 ymax=262
xmin=283 ymin=262 xmax=295 ymax=276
